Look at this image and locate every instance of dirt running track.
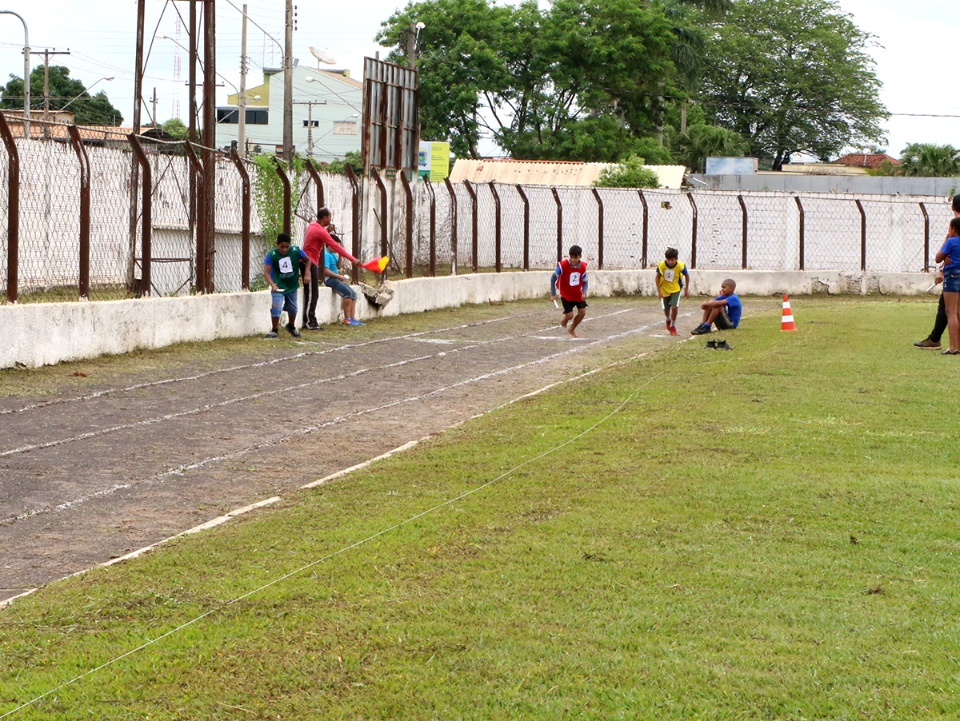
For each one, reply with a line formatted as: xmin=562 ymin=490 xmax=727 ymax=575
xmin=0 ymin=298 xmax=769 ymax=605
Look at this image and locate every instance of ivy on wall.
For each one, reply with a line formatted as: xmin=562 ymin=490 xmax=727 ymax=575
xmin=249 ymin=155 xmax=306 ymax=290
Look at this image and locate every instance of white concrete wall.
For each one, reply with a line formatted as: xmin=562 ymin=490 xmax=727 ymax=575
xmin=0 ymin=270 xmax=939 ymax=370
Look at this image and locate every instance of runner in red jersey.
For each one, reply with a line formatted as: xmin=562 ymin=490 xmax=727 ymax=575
xmin=550 ymin=245 xmax=588 ymax=337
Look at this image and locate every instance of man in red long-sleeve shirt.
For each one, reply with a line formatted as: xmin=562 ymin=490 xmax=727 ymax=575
xmin=301 ymin=208 xmax=358 ymax=330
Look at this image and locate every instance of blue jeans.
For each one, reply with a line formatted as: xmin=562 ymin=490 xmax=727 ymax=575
xmin=270 ymin=289 xmax=299 ymax=319
xmin=324 ymin=277 xmax=357 ymax=300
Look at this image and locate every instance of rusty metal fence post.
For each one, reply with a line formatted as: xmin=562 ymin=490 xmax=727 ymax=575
xmin=228 ymin=148 xmax=251 ymax=290
xmin=444 ymin=178 xmax=458 ymax=276
xmin=686 ymin=192 xmax=698 ymax=268
xmin=592 ymin=188 xmax=604 ymax=269
xmin=304 ymin=160 xmax=325 ymax=210
xmin=552 ymin=187 xmax=562 ymax=262
xmin=272 ymin=157 xmax=292 ymax=237
xmin=185 ymin=142 xmax=207 ymax=293
xmin=425 ymin=180 xmax=437 ymax=276
xmin=516 ymin=184 xmax=530 ymax=271
xmin=464 ymin=180 xmax=478 ymax=273
xmin=128 ymin=134 xmax=152 ymax=297
xmin=0 ymin=113 xmax=21 ymax=304
xmin=371 ymin=168 xmax=388 ymax=262
xmin=489 ymin=182 xmax=502 ymax=273
xmin=344 ymin=164 xmax=362 ymax=283
xmin=67 ymin=126 xmax=91 ymax=299
xmin=737 ymin=195 xmax=748 ymax=270
xmin=637 ymin=190 xmax=648 ymax=268
xmin=795 ymin=196 xmax=805 ymax=271
xmin=855 ymin=199 xmax=867 ymax=271
xmin=399 ymin=171 xmax=414 ymax=278
xmin=920 ymin=202 xmax=930 ymax=270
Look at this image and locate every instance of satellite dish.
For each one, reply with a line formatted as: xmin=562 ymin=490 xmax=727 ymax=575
xmin=309 ymin=46 xmax=336 ymax=65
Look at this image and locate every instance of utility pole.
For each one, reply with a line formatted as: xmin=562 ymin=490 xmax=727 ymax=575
xmin=201 ymin=0 xmax=217 ymax=293
xmin=406 ymin=21 xmax=423 ymax=68
xmin=293 ymin=100 xmax=325 ymax=157
xmin=130 ymin=0 xmax=145 ymax=293
xmin=188 ymin=0 xmax=198 ymax=143
xmin=237 ymin=3 xmax=248 ymax=155
xmin=406 ymin=23 xmax=417 ymax=68
xmin=40 ymin=48 xmax=70 ymax=137
xmin=282 ymin=0 xmax=293 ymax=162
xmin=0 ymin=11 xmax=31 ymax=138
xmin=151 ymin=87 xmax=158 ymax=128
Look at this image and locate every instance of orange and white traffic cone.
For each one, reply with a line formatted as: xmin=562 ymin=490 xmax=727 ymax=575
xmin=781 ymin=293 xmax=798 ymax=332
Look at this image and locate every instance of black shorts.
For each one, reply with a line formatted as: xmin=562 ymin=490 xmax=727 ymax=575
xmin=561 ymin=298 xmax=588 ymax=314
xmin=715 ymin=308 xmax=735 ymax=330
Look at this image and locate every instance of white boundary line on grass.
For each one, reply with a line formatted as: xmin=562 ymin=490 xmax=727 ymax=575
xmin=0 ymin=335 xmax=682 ymax=719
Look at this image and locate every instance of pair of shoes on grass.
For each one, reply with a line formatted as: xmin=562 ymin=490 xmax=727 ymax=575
xmin=341 ymin=318 xmax=365 ymax=327
xmin=914 ymin=338 xmax=941 ymax=349
xmin=285 ymin=323 xmax=301 ymax=338
xmin=304 ymin=322 xmax=322 ymax=331
xmin=690 ymin=324 xmax=711 ymax=335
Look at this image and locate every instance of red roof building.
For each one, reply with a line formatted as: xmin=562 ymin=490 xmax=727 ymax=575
xmin=833 ymin=153 xmax=901 ymax=169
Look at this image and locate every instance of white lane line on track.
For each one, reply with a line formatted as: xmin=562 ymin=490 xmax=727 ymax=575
xmin=1 ymin=317 xmax=663 ymax=527
xmin=0 ymin=308 xmax=634 ymax=460
xmin=0 ymin=340 xmax=680 ymax=715
xmin=0 ymin=311 xmax=543 ymax=417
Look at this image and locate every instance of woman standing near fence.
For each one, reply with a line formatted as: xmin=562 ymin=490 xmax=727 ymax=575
xmin=915 ymin=195 xmax=960 ymax=350
xmin=934 ymin=217 xmax=960 ymax=355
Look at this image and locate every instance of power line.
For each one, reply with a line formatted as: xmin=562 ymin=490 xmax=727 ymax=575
xmin=889 ymin=112 xmax=960 ymax=118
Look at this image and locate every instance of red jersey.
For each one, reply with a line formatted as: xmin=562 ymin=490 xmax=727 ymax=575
xmin=303 ymin=221 xmax=358 ymax=266
xmin=556 ymin=259 xmax=587 ymax=301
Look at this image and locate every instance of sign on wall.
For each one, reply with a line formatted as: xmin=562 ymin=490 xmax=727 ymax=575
xmin=418 ymin=141 xmax=451 ymax=182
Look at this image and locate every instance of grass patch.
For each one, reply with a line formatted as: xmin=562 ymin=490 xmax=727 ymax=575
xmin=3 ymin=297 xmax=959 ymax=719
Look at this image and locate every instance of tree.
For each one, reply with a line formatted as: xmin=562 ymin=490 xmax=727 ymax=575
xmin=0 ymin=65 xmax=123 ymax=125
xmin=322 ymin=150 xmax=364 ymax=176
xmin=899 ymin=143 xmax=960 ymax=178
xmin=377 ymin=0 xmax=514 ymax=159
xmin=594 ymin=156 xmax=661 ymax=189
xmin=696 ymin=0 xmax=887 ymax=170
xmin=378 ymin=0 xmax=708 ymax=162
xmin=675 ymin=124 xmax=750 ymax=171
xmin=162 ymin=118 xmax=189 ymax=140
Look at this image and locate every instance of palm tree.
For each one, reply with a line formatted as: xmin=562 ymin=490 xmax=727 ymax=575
xmin=899 ymin=143 xmax=960 ymax=177
xmin=678 ymin=124 xmax=750 ymax=171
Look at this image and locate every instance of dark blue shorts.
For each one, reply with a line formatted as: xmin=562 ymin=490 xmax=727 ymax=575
xmin=944 ymin=269 xmax=960 ymax=294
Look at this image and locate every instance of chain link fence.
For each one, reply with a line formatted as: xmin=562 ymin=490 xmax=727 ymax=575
xmin=1 ymin=116 xmax=956 ymax=304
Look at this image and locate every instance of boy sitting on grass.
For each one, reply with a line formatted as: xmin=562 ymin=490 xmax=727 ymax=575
xmin=691 ymin=278 xmax=741 ymax=335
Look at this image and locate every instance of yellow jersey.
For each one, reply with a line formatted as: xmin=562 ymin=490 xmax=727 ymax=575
xmin=656 ymin=260 xmax=686 ymax=295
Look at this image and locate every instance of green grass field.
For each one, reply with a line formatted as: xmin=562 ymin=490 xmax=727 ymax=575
xmin=2 ymin=297 xmax=959 ymax=719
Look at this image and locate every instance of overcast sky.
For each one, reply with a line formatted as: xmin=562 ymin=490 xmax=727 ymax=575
xmin=0 ymin=0 xmax=955 ymax=159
